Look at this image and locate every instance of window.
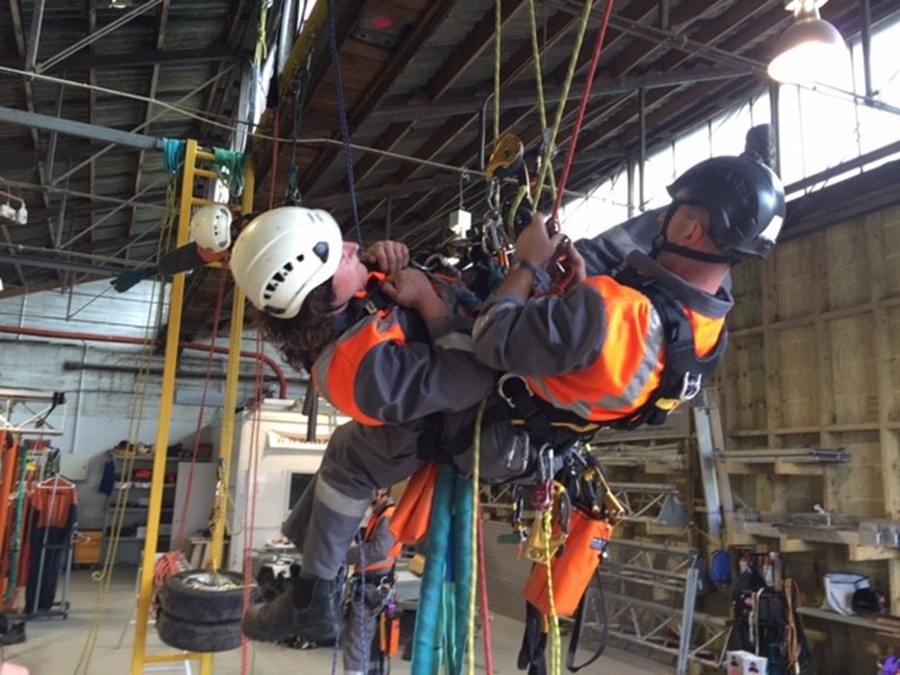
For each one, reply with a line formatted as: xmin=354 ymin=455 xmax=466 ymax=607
xmin=561 ymin=14 xmax=900 ymax=233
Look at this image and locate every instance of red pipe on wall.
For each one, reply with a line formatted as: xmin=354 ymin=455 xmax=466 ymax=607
xmin=0 ymin=324 xmax=289 ymax=398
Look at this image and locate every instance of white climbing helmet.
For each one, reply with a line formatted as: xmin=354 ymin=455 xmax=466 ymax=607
xmin=230 ymin=206 xmax=343 ymax=319
xmin=190 ymin=203 xmax=234 ymax=253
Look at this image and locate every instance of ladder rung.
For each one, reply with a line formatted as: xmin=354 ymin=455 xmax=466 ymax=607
xmin=189 ymin=197 xmax=223 ymax=208
xmin=144 ymin=652 xmax=203 ymax=663
xmin=193 ymin=168 xmax=218 ymax=180
xmin=194 ymin=149 xmax=216 ymax=163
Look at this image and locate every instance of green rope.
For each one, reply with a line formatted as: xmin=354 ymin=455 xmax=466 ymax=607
xmin=533 ymin=0 xmax=595 ymax=204
xmin=213 ymin=148 xmax=246 ymax=198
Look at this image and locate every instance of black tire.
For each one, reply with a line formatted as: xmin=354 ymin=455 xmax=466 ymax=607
xmin=158 ymin=569 xmax=254 ymax=624
xmin=156 ymin=610 xmax=242 ymax=652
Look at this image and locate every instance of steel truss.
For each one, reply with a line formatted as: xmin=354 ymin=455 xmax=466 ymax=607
xmin=598 ymin=539 xmax=732 ymax=674
xmin=0 ymin=388 xmax=67 ymax=436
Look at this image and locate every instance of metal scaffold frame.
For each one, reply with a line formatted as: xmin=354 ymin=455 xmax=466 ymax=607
xmin=597 ymin=539 xmax=732 ymax=674
xmin=607 ymin=482 xmax=689 ymax=527
xmin=0 ymin=388 xmax=67 ymax=436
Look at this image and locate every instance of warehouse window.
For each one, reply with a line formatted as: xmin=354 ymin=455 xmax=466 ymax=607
xmin=563 ymin=14 xmax=900 ymax=239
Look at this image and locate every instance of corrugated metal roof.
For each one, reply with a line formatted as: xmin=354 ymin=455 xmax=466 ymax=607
xmin=1 ymin=0 xmax=898 ymax=341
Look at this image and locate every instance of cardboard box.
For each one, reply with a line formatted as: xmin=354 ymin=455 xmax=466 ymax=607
xmin=408 ymin=553 xmax=426 ymax=576
xmin=725 ymin=650 xmax=767 ymax=675
xmin=74 ymin=530 xmax=104 ymax=566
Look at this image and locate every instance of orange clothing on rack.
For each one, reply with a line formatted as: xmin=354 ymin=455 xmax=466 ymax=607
xmin=33 ymin=479 xmax=78 ymax=529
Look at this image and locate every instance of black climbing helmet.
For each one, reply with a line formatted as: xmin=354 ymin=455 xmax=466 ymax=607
xmin=666 ymin=155 xmax=786 ymax=261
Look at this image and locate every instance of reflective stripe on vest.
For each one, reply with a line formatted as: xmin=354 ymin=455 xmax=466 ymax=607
xmin=524 ymin=275 xmax=725 ymax=423
xmin=313 ymin=309 xmax=406 ymax=427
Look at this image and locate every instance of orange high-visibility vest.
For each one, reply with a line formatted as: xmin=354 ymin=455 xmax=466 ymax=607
xmin=358 ymin=504 xmax=403 ymax=574
xmin=524 ymin=275 xmax=725 ymax=423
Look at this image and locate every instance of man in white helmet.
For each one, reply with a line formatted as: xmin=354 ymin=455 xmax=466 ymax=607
xmin=110 ymin=203 xmax=241 ymax=293
xmin=231 ymin=206 xmax=500 ymax=645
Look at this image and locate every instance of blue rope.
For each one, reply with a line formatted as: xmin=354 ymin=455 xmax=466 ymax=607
xmin=326 ymin=0 xmax=362 ymax=246
xmin=162 ymin=138 xmax=185 ymax=178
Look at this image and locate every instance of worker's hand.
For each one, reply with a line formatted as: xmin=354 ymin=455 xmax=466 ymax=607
xmin=557 ymin=237 xmax=586 ymax=283
xmin=514 ymin=213 xmax=560 ymax=268
xmin=382 ymin=268 xmax=449 ymax=322
xmin=362 ymin=241 xmax=409 ymax=274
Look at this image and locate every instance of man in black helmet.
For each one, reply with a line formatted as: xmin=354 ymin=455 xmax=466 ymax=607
xmin=472 ymin=150 xmax=784 ymax=675
xmin=473 ymin=151 xmax=785 ymax=442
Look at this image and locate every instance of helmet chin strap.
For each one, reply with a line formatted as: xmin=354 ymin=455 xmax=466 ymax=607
xmin=651 ymin=202 xmax=737 ymax=266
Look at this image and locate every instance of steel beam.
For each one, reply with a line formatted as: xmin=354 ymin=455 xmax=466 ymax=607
xmin=0 ymin=106 xmax=163 ymax=151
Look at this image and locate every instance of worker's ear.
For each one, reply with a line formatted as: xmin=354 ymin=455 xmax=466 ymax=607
xmin=686 ymin=218 xmax=707 ymax=244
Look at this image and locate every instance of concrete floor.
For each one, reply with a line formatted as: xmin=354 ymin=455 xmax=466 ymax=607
xmin=1 ymin=566 xmax=673 ymax=675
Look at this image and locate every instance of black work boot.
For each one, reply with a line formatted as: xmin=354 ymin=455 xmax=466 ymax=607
xmin=0 ymin=620 xmax=25 ymax=646
xmin=242 ymin=574 xmax=342 ymax=644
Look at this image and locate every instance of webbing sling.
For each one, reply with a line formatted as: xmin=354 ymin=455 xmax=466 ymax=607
xmin=565 ymin=570 xmax=609 ymax=672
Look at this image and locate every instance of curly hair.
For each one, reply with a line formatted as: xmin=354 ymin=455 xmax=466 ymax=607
xmin=258 ymin=279 xmax=337 ymax=373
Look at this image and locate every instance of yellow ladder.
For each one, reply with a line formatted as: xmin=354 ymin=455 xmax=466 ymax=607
xmin=130 ymin=139 xmax=255 ymax=675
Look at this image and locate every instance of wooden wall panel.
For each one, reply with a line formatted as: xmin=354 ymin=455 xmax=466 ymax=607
xmin=830 ymin=431 xmax=885 ymax=518
xmin=723 ymin=335 xmax=767 ymax=432
xmin=775 ymin=327 xmax=820 ymax=429
xmin=828 ymin=316 xmax=878 ymax=426
xmin=728 ymin=262 xmax=763 ymax=330
xmin=874 ymin=206 xmax=900 ymax=299
xmin=886 ymin=307 xmax=900 ymax=423
xmin=824 ymin=223 xmax=870 ymax=311
xmin=770 ymin=235 xmax=818 ymax=322
xmin=720 ymin=194 xmax=900 ymax=659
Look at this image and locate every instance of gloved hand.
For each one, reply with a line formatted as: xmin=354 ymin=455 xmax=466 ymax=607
xmin=110 ymin=267 xmax=156 ymax=293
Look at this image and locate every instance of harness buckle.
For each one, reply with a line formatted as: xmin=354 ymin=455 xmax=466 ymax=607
xmin=679 ymin=372 xmax=703 ymax=401
xmin=497 ymin=373 xmax=531 ymax=409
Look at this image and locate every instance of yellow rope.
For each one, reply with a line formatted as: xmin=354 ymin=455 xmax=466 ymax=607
xmin=527 ymin=0 xmax=557 ymax=203
xmin=254 ymin=1 xmax=272 ymax=67
xmin=533 ymin=0 xmax=595 ymax=205
xmin=542 ymin=509 xmax=562 ymax=675
xmin=72 ymin=181 xmax=180 ymax=675
xmin=467 ymin=399 xmax=487 ymax=674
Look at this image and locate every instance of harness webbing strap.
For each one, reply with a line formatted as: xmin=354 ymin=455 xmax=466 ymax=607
xmin=565 ymin=570 xmax=609 ymax=672
xmin=610 ymin=268 xmax=728 ymax=430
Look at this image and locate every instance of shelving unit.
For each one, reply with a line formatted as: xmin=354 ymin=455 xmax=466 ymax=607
xmin=102 ymin=453 xmax=180 ymax=565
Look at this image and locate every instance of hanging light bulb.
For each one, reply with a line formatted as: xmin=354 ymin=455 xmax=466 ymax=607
xmin=767 ymin=0 xmax=849 ymax=85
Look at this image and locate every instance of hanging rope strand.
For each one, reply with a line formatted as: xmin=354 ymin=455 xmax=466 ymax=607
xmin=466 ymin=400 xmax=487 ymax=674
xmin=551 ymin=1 xmax=616 ymax=222
xmin=494 ymin=0 xmax=502 ymax=144
xmin=326 ymin=0 xmax=363 ymax=245
xmin=527 ymin=0 xmax=557 ymax=203
xmin=532 ymin=0 xmax=596 ymax=206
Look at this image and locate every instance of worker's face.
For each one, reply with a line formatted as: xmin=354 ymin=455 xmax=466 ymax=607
xmin=330 ymin=242 xmax=369 ymax=312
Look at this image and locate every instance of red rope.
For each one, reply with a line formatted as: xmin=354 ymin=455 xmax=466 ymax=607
xmin=552 ymin=1 xmax=615 ymax=223
xmin=174 ymin=267 xmax=229 ymax=552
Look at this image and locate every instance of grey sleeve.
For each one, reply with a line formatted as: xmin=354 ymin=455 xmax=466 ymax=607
xmin=472 ymin=283 xmax=607 ymax=378
xmin=574 ymin=208 xmax=664 ymax=275
xmin=355 ymin=332 xmax=498 ymax=425
xmin=345 ymin=515 xmax=397 ymax=567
